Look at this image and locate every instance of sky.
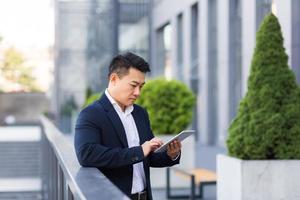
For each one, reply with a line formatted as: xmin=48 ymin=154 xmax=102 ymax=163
xmin=0 ymin=0 xmax=54 ymax=91
xmin=0 ymin=0 xmax=54 ymax=49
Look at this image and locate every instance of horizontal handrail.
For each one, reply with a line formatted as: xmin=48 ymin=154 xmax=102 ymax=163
xmin=40 ymin=116 xmax=128 ymax=200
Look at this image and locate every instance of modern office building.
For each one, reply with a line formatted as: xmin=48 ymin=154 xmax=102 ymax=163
xmin=53 ymin=0 xmax=150 ymax=129
xmin=150 ymin=0 xmax=300 ymax=148
xmin=53 ymin=0 xmax=300 ymax=143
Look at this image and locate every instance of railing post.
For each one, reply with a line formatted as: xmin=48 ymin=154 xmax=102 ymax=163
xmin=67 ymin=184 xmax=74 ymax=200
xmin=53 ymin=147 xmax=58 ymax=200
xmin=58 ymin=163 xmax=64 ymax=200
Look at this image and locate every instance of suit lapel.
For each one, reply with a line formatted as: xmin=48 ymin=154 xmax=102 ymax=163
xmin=132 ymin=107 xmax=147 ymax=145
xmin=100 ymin=94 xmax=129 ymax=148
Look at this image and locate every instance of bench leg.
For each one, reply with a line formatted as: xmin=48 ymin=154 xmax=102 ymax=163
xmin=166 ymin=168 xmax=200 ymax=199
xmin=190 ymin=175 xmax=196 ymax=200
xmin=198 ymin=182 xmax=217 ymax=199
xmin=166 ymin=168 xmax=191 ymax=199
xmin=199 ymin=183 xmax=203 ymax=199
xmin=166 ymin=168 xmax=217 ymax=199
xmin=167 ymin=167 xmax=171 ymax=199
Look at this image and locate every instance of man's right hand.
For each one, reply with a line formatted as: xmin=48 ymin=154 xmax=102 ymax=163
xmin=141 ymin=138 xmax=163 ymax=157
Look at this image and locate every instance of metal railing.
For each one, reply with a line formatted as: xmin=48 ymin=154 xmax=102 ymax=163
xmin=40 ymin=116 xmax=128 ymax=200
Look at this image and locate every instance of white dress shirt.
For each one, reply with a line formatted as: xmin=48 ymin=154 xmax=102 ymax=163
xmin=105 ymin=89 xmax=146 ymax=194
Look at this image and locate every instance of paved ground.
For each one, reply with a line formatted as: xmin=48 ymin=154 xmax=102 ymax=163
xmin=152 ymin=187 xmax=216 ymax=200
xmin=151 ymin=138 xmax=226 ymax=200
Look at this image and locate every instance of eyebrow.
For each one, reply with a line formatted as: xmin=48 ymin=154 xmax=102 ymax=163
xmin=131 ymin=81 xmax=145 ymax=85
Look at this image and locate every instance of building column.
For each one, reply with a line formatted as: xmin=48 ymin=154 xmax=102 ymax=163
xmin=217 ymin=0 xmax=230 ymax=146
xmin=170 ymin=16 xmax=178 ymax=79
xmin=241 ymin=0 xmax=256 ymax=95
xmin=275 ymin=0 xmax=292 ymax=67
xmin=198 ymin=0 xmax=209 ymax=144
xmin=183 ymin=7 xmax=192 ymax=83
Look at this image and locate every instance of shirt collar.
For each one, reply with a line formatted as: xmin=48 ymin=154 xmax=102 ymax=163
xmin=105 ymin=88 xmax=134 ymax=115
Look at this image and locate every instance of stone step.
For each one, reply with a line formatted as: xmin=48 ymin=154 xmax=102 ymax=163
xmin=0 ymin=178 xmax=42 ymax=200
xmin=0 ymin=142 xmax=40 ymax=177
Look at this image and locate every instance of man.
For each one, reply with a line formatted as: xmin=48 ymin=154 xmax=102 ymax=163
xmin=74 ymin=52 xmax=181 ymax=200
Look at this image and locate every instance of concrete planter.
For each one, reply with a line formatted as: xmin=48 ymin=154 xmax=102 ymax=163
xmin=150 ymin=134 xmax=195 ymax=188
xmin=217 ymin=154 xmax=300 ymax=200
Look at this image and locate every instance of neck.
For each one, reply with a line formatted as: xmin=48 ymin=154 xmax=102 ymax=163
xmin=107 ymin=88 xmax=126 ymax=112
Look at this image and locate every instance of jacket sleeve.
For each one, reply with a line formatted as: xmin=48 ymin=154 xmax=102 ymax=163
xmin=74 ymin=107 xmax=145 ymax=169
xmin=141 ymin=108 xmax=181 ymax=167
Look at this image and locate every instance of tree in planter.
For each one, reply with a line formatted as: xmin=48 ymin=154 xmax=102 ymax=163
xmin=227 ymin=13 xmax=300 ymax=160
xmin=136 ymin=78 xmax=196 ymax=135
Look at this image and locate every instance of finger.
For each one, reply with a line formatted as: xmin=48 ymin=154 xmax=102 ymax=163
xmin=151 ymin=142 xmax=160 ymax=149
xmin=152 ymin=137 xmax=162 ymax=143
xmin=167 ymin=144 xmax=172 ymax=151
xmin=168 ymin=143 xmax=172 ymax=151
xmin=156 ymin=138 xmax=164 ymax=146
xmin=169 ymin=142 xmax=175 ymax=151
xmin=151 ymin=138 xmax=163 ymax=146
xmin=173 ymin=141 xmax=180 ymax=149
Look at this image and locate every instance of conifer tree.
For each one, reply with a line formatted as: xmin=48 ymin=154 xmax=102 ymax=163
xmin=227 ymin=13 xmax=300 ymax=159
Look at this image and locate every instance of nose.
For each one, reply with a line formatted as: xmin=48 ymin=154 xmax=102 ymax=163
xmin=133 ymin=86 xmax=141 ymax=97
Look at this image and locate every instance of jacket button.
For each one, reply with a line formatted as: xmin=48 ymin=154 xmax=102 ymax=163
xmin=132 ymin=156 xmax=138 ymax=161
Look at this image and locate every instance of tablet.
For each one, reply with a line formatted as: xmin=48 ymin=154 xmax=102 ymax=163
xmin=154 ymin=130 xmax=195 ymax=153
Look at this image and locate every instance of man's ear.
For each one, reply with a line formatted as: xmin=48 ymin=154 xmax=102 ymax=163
xmin=109 ymin=73 xmax=119 ymax=85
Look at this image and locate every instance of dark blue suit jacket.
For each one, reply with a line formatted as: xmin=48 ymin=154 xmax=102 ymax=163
xmin=74 ymin=94 xmax=180 ymax=199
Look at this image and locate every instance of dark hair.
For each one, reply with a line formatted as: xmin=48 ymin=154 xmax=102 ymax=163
xmin=108 ymin=52 xmax=150 ymax=78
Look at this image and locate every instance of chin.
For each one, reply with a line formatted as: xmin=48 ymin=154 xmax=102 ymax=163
xmin=127 ymin=100 xmax=135 ymax=105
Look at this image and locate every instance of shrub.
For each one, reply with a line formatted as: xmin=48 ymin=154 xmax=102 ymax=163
xmin=136 ymin=78 xmax=196 ymax=135
xmin=61 ymin=97 xmax=77 ymax=116
xmin=83 ymin=92 xmax=101 ymax=108
xmin=227 ymin=13 xmax=300 ymax=159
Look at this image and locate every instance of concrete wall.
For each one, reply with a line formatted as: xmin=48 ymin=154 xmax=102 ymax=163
xmin=0 ymin=92 xmax=49 ymax=124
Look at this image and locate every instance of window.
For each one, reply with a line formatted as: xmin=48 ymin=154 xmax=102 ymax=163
xmin=156 ymin=23 xmax=172 ymax=78
xmin=177 ymin=13 xmax=184 ymax=81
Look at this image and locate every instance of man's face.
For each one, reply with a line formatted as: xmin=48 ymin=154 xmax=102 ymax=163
xmin=110 ymin=67 xmax=145 ymax=109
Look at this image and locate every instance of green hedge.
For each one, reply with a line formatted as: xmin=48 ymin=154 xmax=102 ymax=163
xmin=83 ymin=92 xmax=101 ymax=108
xmin=136 ymin=78 xmax=196 ymax=135
xmin=227 ymin=13 xmax=300 ymax=159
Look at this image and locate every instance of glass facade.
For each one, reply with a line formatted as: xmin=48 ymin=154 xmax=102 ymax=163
xmin=86 ymin=0 xmax=150 ymax=92
xmin=86 ymin=0 xmax=118 ymax=92
xmin=118 ymin=0 xmax=150 ymax=60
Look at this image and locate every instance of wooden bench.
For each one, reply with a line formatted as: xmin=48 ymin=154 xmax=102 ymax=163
xmin=166 ymin=167 xmax=217 ymax=200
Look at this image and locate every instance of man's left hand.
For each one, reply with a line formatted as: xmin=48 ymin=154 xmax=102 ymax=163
xmin=167 ymin=139 xmax=182 ymax=160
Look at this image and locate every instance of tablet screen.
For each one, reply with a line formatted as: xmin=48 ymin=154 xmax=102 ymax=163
xmin=154 ymin=130 xmax=195 ymax=153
